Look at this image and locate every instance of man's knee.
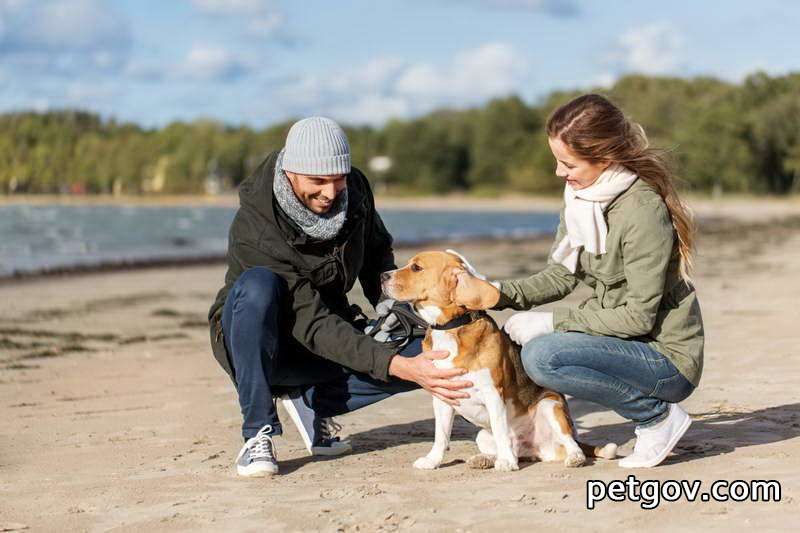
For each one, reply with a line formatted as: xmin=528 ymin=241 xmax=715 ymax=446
xmin=232 ymin=267 xmax=286 ymax=312
xmin=520 ymin=333 xmax=564 ymax=384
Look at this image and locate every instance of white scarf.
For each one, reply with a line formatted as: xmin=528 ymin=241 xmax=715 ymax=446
xmin=551 ymin=163 xmax=638 ymax=272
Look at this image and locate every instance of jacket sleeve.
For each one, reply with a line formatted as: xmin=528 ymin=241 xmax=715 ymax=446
xmin=552 ymin=199 xmax=674 ymax=337
xmin=232 ymin=239 xmax=398 ymax=381
xmin=357 ymin=179 xmax=396 ymax=308
xmin=494 ymin=209 xmax=579 ymax=310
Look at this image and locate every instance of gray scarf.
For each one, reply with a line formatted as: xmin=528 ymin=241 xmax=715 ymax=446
xmin=273 ymin=151 xmax=348 ymax=241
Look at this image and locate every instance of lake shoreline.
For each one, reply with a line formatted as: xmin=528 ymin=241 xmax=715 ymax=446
xmin=3 ymin=191 xmax=799 ymax=212
xmin=4 ymin=197 xmax=800 ymax=283
xmin=0 ymin=233 xmax=557 ymax=285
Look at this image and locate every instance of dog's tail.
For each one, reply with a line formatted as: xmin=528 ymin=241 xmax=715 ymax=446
xmin=578 ymin=440 xmax=618 ymax=459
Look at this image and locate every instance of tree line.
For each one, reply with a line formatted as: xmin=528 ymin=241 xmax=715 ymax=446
xmin=1 ymin=72 xmax=799 ymax=196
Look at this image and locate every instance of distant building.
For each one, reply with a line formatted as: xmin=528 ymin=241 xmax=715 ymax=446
xmin=368 ymin=155 xmax=392 ymax=174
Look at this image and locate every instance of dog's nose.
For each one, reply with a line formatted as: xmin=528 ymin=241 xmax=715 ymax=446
xmin=380 ymin=272 xmax=391 ymax=282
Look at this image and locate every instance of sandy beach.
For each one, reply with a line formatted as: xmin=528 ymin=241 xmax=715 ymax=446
xmin=2 ymin=199 xmax=800 ymax=531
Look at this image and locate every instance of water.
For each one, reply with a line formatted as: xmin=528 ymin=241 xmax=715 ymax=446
xmin=0 ymin=204 xmax=558 ymax=277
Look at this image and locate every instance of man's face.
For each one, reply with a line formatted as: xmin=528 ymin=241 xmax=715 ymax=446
xmin=285 ymin=171 xmax=347 ymax=214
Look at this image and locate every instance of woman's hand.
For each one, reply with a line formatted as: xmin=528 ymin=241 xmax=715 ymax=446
xmin=503 ymin=311 xmax=554 ymax=345
xmin=445 ymin=249 xmax=500 ymax=289
xmin=389 ymin=350 xmax=473 ymax=406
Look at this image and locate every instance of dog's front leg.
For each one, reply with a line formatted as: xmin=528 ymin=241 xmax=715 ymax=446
xmin=484 ymin=387 xmax=519 ymax=471
xmin=413 ymin=397 xmax=454 ymax=470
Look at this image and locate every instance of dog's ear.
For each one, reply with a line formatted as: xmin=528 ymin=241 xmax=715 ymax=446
xmin=449 ymin=267 xmax=501 ymax=310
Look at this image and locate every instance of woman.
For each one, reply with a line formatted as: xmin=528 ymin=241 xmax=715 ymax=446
xmin=472 ymin=94 xmax=704 ymax=468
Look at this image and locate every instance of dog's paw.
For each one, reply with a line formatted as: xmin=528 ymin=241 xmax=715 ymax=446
xmin=493 ymin=457 xmax=519 ymax=472
xmin=413 ymin=456 xmax=441 ymax=470
xmin=564 ymin=451 xmax=586 ymax=468
xmin=598 ymin=442 xmax=618 ymax=459
xmin=466 ymin=453 xmax=495 ymax=470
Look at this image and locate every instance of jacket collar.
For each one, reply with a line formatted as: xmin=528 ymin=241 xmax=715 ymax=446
xmin=605 ymin=177 xmax=650 ymax=214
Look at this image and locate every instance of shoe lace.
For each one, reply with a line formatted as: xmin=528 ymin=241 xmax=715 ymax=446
xmin=319 ymin=418 xmax=342 ymax=441
xmin=250 ymin=424 xmax=276 ymax=461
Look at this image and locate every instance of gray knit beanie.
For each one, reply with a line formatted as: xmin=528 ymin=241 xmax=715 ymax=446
xmin=281 ymin=116 xmax=351 ymax=176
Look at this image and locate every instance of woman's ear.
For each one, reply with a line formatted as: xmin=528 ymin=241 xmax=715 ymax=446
xmin=450 ymin=268 xmax=500 ymax=310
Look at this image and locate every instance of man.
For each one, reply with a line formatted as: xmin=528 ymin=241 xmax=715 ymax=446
xmin=208 ymin=117 xmax=471 ymax=477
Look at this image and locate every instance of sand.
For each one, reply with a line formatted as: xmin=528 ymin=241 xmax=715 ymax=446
xmin=2 ymin=199 xmax=800 ymax=532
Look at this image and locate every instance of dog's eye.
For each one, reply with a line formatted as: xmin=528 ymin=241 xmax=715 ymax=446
xmin=410 ymin=263 xmax=422 ymax=272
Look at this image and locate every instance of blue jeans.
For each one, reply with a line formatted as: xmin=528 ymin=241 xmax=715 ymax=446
xmin=222 ymin=267 xmax=420 ymax=439
xmin=521 ymin=332 xmax=694 ymax=428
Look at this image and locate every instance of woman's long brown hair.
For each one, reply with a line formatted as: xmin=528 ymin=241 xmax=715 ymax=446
xmin=546 ymin=94 xmax=695 ymax=282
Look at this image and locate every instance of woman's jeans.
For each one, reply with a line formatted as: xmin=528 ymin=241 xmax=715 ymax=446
xmin=521 ymin=332 xmax=694 ymax=428
xmin=222 ymin=266 xmax=419 ymax=440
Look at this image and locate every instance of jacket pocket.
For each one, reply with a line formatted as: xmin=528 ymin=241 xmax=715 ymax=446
xmin=601 ymin=279 xmax=628 ymax=309
xmin=591 ymin=258 xmax=626 ymax=286
xmin=309 ymin=258 xmax=338 ymax=287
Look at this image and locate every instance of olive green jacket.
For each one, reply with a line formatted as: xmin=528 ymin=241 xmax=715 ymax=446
xmin=496 ymin=179 xmax=704 ymax=387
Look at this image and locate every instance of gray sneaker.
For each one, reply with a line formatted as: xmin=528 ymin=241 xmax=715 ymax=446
xmin=312 ymin=417 xmax=352 ymax=456
xmin=279 ymin=389 xmax=352 ymax=456
xmin=236 ymin=424 xmax=279 ymax=477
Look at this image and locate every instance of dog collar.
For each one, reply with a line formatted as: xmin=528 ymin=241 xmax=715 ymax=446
xmin=431 ymin=310 xmax=485 ymax=331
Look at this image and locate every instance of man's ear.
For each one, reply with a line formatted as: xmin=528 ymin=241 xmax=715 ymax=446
xmin=450 ymin=267 xmax=500 ymax=310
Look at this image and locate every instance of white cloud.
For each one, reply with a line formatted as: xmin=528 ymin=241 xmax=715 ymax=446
xmin=395 ymin=43 xmax=528 ymax=102
xmin=192 ymin=0 xmax=266 ymax=15
xmin=64 ymin=81 xmax=119 ymax=106
xmin=477 ymin=0 xmax=579 ymax=16
xmin=31 ymin=97 xmax=50 ymax=112
xmin=179 ymin=45 xmax=250 ymax=82
xmin=715 ymin=61 xmax=794 ymax=84
xmin=608 ymin=23 xmax=684 ymax=76
xmin=273 ymin=42 xmax=530 ymax=125
xmin=123 ymin=61 xmax=166 ymax=83
xmin=191 ymin=0 xmax=285 ymax=39
xmin=435 ymin=0 xmax=579 ymax=17
xmin=123 ymin=43 xmax=254 ymax=84
xmin=335 ymin=94 xmax=413 ymax=125
xmin=0 ymin=0 xmax=131 ymax=75
xmin=591 ymin=72 xmax=617 ymax=89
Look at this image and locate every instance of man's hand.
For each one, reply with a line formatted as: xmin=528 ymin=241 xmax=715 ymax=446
xmin=389 ymin=350 xmax=472 ymax=406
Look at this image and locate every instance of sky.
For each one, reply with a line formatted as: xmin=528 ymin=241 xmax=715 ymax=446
xmin=1 ymin=0 xmax=798 ymax=128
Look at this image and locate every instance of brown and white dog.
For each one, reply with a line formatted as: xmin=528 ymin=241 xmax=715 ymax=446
xmin=381 ymin=251 xmax=617 ymax=471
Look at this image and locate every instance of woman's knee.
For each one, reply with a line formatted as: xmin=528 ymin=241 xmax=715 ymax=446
xmin=232 ymin=267 xmax=286 ymax=311
xmin=520 ymin=333 xmax=563 ymax=383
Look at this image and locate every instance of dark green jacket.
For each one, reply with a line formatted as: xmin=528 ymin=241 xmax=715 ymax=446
xmin=208 ymin=151 xmax=398 ymax=382
xmin=496 ymin=179 xmax=704 ymax=387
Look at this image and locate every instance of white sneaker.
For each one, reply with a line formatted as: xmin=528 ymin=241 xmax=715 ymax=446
xmin=619 ymin=403 xmax=692 ymax=468
xmin=279 ymin=391 xmax=352 ymax=456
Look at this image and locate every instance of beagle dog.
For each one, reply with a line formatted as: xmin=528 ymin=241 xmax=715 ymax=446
xmin=381 ymin=251 xmax=616 ymax=471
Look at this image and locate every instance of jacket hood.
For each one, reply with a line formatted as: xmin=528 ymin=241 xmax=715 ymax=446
xmin=238 ymin=150 xmax=280 ymax=225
